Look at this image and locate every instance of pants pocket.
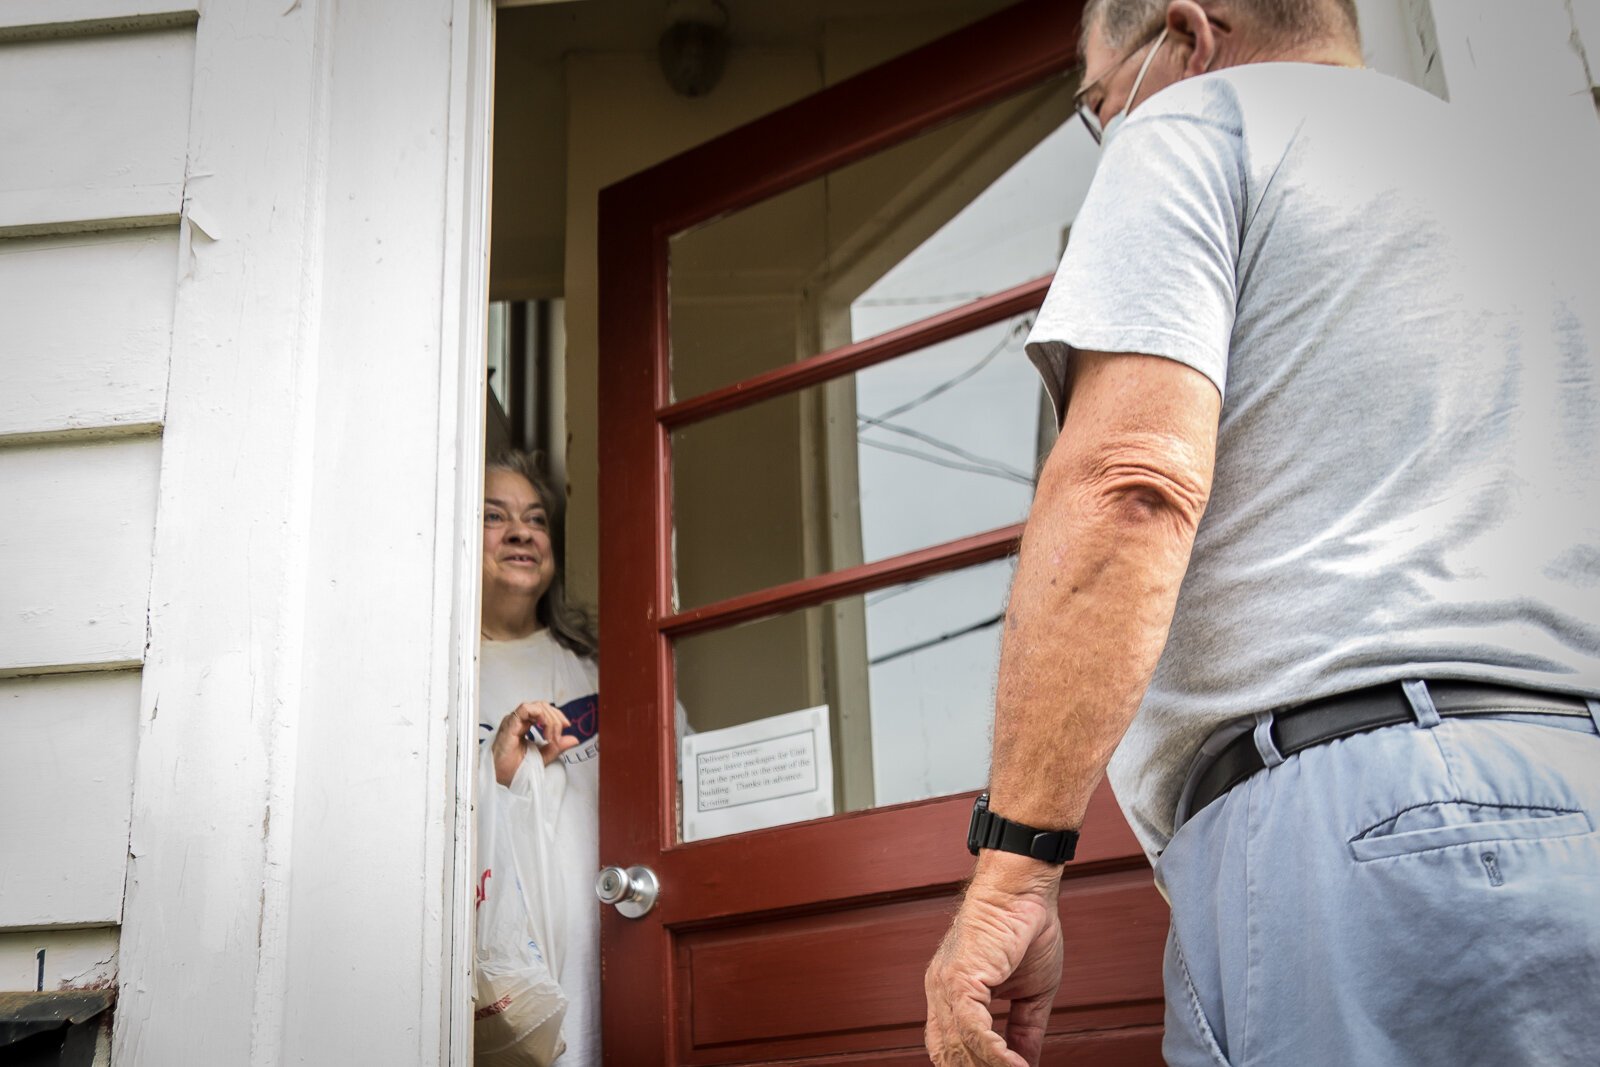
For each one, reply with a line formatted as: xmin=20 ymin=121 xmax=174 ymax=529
xmin=1162 ymin=930 xmax=1233 ymax=1067
xmin=1348 ymin=802 xmax=1591 ymax=862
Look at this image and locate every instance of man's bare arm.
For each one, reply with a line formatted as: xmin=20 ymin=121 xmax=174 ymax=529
xmin=925 ymin=350 xmax=1221 ymax=1067
xmin=987 ymin=350 xmax=1219 ymax=833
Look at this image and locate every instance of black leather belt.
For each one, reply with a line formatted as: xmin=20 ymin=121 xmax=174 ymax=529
xmin=1188 ymin=681 xmax=1595 ymax=818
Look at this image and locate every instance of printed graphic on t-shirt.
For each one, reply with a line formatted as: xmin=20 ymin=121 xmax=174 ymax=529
xmin=558 ymin=694 xmax=598 ymax=744
xmin=559 ymin=693 xmax=599 ymax=766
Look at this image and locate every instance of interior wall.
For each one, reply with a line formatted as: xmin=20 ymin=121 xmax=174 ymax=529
xmin=489 ymin=52 xmax=566 ymax=300
xmin=560 ymin=46 xmax=823 ymax=587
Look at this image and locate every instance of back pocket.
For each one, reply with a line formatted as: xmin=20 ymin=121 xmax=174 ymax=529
xmin=1349 ymin=802 xmax=1591 ymax=862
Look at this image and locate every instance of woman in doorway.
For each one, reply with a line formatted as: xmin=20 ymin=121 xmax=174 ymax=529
xmin=480 ymin=449 xmax=600 ymax=1066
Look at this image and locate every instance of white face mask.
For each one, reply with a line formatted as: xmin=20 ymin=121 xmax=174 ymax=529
xmin=1101 ymin=26 xmax=1169 ymax=148
xmin=1100 ymin=109 xmax=1130 ymax=146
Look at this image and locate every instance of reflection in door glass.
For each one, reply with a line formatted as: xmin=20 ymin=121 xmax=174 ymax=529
xmin=671 ymin=320 xmax=1043 ymax=610
xmin=673 ymin=558 xmax=1014 ymax=841
xmin=667 ymin=72 xmax=1096 ymax=401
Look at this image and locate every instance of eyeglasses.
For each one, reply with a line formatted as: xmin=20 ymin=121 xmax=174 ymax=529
xmin=1073 ymin=23 xmax=1169 ymax=144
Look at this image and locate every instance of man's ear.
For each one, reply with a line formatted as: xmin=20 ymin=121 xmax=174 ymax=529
xmin=1165 ymin=0 xmax=1218 ymax=76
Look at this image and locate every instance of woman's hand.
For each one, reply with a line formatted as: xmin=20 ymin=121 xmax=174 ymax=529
xmin=492 ymin=701 xmax=579 ymax=786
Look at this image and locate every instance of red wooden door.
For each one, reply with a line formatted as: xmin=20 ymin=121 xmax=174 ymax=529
xmin=596 ymin=3 xmax=1167 ymax=1063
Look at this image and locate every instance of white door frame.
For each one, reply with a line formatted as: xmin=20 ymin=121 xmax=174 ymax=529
xmin=441 ymin=0 xmax=498 ymax=1061
xmin=114 ymin=0 xmax=495 ymax=1062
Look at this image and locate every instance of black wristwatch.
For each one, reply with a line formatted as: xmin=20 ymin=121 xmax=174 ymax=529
xmin=967 ymin=792 xmax=1079 ymax=864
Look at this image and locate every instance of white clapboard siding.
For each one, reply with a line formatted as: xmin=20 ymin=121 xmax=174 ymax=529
xmin=0 ymin=27 xmax=194 ymax=234
xmin=0 ymin=229 xmax=176 ymax=440
xmin=0 ymin=2 xmax=195 ymax=37
xmin=0 ymin=437 xmax=161 ymax=672
xmin=0 ymin=671 xmax=140 ymax=928
xmin=0 ymin=928 xmax=118 ymax=991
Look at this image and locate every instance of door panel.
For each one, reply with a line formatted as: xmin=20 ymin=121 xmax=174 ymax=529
xmin=676 ymin=868 xmax=1166 ymax=1064
xmin=597 ymin=2 xmax=1164 ymax=1063
xmin=731 ymin=1033 xmax=1166 ymax=1067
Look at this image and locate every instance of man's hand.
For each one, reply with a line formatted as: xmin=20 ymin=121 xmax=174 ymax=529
xmin=926 ymin=853 xmax=1066 ymax=1067
xmin=491 ymin=700 xmax=577 ymax=785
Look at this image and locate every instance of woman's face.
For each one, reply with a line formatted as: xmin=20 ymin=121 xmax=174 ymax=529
xmin=482 ymin=468 xmax=557 ymax=610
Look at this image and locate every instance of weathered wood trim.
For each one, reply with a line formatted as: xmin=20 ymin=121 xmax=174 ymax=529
xmin=108 ymin=0 xmax=487 ymax=1061
xmin=0 ymin=212 xmax=180 ymax=240
xmin=0 ymin=660 xmax=144 ymax=682
xmin=435 ymin=0 xmax=498 ymax=1062
xmin=0 ymin=929 xmax=118 ymax=991
xmin=0 ymin=4 xmax=196 ymax=43
xmin=0 ymin=424 xmax=164 ymax=450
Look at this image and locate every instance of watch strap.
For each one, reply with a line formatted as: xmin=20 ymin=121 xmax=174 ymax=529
xmin=967 ymin=793 xmax=1078 ymax=864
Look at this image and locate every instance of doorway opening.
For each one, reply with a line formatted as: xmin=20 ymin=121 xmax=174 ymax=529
xmin=477 ymin=2 xmax=1167 ymax=1064
xmin=486 ymin=298 xmax=567 ymax=472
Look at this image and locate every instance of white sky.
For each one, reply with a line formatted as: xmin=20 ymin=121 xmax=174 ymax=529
xmin=849 ymin=115 xmax=1101 ymax=807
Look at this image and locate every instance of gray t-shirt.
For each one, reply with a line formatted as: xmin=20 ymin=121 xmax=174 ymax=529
xmin=1026 ymin=63 xmax=1600 ymax=860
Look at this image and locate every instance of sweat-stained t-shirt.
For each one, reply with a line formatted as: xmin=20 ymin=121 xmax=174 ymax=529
xmin=1025 ymin=63 xmax=1600 ymax=860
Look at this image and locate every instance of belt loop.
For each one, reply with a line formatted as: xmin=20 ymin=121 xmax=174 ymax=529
xmin=1252 ymin=710 xmax=1286 ymax=768
xmin=1402 ymin=679 xmax=1442 ymax=728
xmin=1586 ymin=699 xmax=1600 ymax=736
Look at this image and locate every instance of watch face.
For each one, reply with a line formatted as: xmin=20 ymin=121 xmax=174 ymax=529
xmin=966 ymin=795 xmax=1078 ymax=863
xmin=966 ymin=794 xmax=989 ymax=854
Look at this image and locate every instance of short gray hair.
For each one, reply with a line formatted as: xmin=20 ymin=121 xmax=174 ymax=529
xmin=1082 ymin=0 xmax=1360 ymax=54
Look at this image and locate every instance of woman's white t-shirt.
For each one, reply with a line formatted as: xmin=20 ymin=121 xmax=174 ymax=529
xmin=479 ymin=631 xmax=600 ymax=1067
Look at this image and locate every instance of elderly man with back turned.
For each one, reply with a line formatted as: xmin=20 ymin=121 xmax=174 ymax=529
xmin=924 ymin=0 xmax=1600 ymax=1064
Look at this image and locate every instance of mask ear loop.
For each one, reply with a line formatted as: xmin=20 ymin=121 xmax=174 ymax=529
xmin=1122 ymin=25 xmax=1169 ymax=117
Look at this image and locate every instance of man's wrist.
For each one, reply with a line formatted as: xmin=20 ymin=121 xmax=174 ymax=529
xmin=969 ymin=849 xmax=1064 ymax=900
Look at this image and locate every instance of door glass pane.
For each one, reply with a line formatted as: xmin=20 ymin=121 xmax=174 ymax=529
xmin=672 ymin=317 xmax=1043 ymax=610
xmin=674 ymin=558 xmax=1013 ymax=841
xmin=667 ymin=71 xmax=1098 ymax=401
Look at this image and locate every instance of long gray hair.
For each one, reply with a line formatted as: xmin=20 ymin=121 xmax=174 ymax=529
xmin=486 ymin=449 xmax=598 ymax=658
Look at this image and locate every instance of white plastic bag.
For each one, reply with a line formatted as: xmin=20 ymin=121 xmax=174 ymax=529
xmin=474 ymin=743 xmax=568 ymax=1066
